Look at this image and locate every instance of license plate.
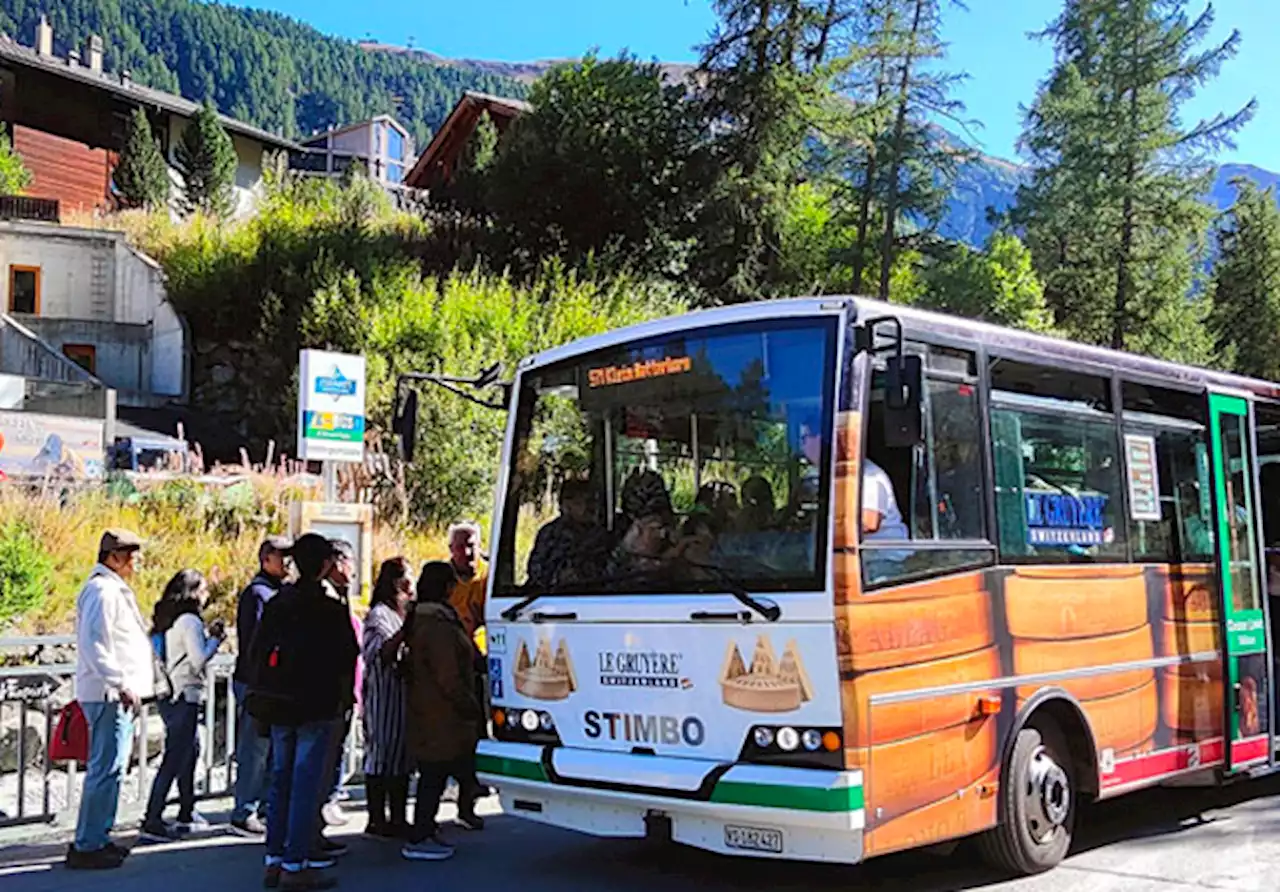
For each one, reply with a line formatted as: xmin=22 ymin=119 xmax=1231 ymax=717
xmin=724 ymin=824 xmax=783 ymax=853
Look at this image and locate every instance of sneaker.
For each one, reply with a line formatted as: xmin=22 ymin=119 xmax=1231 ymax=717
xmin=321 ymin=802 xmax=348 ymax=827
xmin=315 ymin=836 xmax=349 ymax=857
xmin=65 ymin=846 xmax=127 ymax=870
xmin=362 ymin=821 xmax=397 ymax=839
xmin=457 ymin=812 xmax=485 ymax=832
xmin=232 ymin=815 xmax=268 ymax=837
xmin=176 ymin=811 xmax=212 ymax=833
xmin=279 ymin=868 xmax=337 ymax=891
xmin=401 ymin=836 xmax=455 ymax=861
xmin=139 ymin=821 xmax=181 ymax=843
xmin=263 ymin=865 xmax=283 ymax=889
xmin=304 ymin=854 xmax=337 ymax=870
xmin=105 ymin=841 xmax=132 ymax=859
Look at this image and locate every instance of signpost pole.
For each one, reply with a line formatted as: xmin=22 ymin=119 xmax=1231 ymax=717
xmin=323 ymin=460 xmax=338 ymax=503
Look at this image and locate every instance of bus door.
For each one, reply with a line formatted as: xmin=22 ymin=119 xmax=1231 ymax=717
xmin=1207 ymin=392 xmax=1273 ymax=771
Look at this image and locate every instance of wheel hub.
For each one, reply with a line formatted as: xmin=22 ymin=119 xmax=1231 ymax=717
xmin=1024 ymin=745 xmax=1070 ymax=842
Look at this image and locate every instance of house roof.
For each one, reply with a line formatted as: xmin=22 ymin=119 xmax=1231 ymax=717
xmin=403 ymin=90 xmax=530 ymax=189
xmin=0 ymin=36 xmax=301 ymax=152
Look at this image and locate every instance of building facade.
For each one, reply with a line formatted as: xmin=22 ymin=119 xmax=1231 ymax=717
xmin=292 ymin=116 xmax=417 ymax=189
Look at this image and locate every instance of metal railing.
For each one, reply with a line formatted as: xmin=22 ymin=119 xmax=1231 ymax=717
xmin=0 ymin=195 xmax=60 ymax=223
xmin=0 ymin=636 xmax=364 ymax=830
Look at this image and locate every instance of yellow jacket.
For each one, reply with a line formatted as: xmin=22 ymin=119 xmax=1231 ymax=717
xmin=447 ymin=560 xmax=488 ymax=655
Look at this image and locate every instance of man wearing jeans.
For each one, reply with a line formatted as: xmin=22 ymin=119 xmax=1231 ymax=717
xmin=246 ymin=534 xmax=358 ymax=892
xmin=66 ymin=530 xmax=153 ymax=871
xmin=231 ymin=536 xmax=291 ymax=836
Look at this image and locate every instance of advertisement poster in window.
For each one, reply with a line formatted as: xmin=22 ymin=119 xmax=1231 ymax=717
xmin=1125 ymin=433 xmax=1161 ymax=521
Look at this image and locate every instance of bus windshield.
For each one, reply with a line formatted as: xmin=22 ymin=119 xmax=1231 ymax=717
xmin=493 ymin=316 xmax=839 ymax=596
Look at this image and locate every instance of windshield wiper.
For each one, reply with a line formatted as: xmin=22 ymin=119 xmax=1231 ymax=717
xmin=683 ymin=559 xmax=781 ymax=622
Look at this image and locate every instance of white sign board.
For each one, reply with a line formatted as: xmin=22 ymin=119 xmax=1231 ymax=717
xmin=1124 ymin=433 xmax=1161 ymax=522
xmin=297 ymin=349 xmax=366 ymax=463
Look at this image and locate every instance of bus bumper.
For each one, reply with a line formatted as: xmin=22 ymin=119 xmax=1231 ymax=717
xmin=476 ymin=741 xmax=865 ymax=864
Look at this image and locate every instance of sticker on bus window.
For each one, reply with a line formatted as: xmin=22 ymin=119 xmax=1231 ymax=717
xmin=1024 ymin=491 xmax=1112 ymax=546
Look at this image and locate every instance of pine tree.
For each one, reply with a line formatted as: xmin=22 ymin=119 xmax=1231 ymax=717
xmin=114 ymin=107 xmax=170 ymax=210
xmin=0 ymin=134 xmax=31 ymax=195
xmin=1013 ymin=0 xmax=1255 ymax=361
xmin=175 ymin=103 xmax=239 ymax=217
xmin=1208 ymin=180 xmax=1280 ymax=379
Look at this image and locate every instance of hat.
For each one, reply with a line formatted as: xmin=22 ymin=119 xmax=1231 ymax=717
xmin=261 ymin=534 xmax=294 ymax=554
xmin=99 ymin=529 xmax=143 ymax=553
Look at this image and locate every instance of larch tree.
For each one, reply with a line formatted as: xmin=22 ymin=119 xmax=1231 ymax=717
xmin=1208 ymin=180 xmax=1280 ymax=379
xmin=175 ymin=103 xmax=238 ymax=218
xmin=1013 ymin=0 xmax=1254 ymax=362
xmin=114 ymin=107 xmax=170 ymax=210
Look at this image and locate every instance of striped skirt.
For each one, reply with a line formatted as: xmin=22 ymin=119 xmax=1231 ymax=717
xmin=361 ymin=604 xmax=412 ymax=776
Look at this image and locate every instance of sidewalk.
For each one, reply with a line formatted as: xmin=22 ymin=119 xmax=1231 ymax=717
xmin=0 ymin=793 xmax=505 ymax=891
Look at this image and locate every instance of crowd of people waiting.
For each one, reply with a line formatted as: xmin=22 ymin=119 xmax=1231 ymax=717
xmin=64 ymin=522 xmax=491 ymax=890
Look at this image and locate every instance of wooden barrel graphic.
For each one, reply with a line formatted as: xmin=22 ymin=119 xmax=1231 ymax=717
xmin=1013 ymin=626 xmax=1155 ymax=701
xmin=1159 ymin=663 xmax=1223 ymax=734
xmin=865 ymin=766 xmax=999 ymax=857
xmin=848 ymin=717 xmax=998 ymax=826
xmin=1005 ymin=566 xmax=1148 ymax=639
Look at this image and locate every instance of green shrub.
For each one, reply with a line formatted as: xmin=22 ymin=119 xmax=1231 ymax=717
xmin=0 ymin=521 xmax=54 ymax=626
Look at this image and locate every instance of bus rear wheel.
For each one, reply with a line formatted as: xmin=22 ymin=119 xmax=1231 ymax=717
xmin=977 ymin=722 xmax=1075 ymax=875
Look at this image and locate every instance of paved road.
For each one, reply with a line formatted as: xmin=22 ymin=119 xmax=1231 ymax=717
xmin=2 ymin=777 xmax=1279 ymax=892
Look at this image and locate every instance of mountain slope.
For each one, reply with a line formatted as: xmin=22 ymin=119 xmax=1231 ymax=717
xmin=0 ymin=1 xmax=525 ymax=147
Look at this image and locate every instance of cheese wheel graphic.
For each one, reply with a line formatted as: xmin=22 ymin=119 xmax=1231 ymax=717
xmin=842 ymin=646 xmax=1002 ymax=747
xmin=1159 ymin=663 xmax=1223 ymax=732
xmin=847 ymin=718 xmax=997 ymax=824
xmin=1012 ymin=626 xmax=1155 ymax=701
xmin=1162 ymin=566 xmax=1216 ymax=622
xmin=1160 ymin=620 xmax=1221 ymax=657
xmin=1005 ymin=566 xmax=1148 ymax=639
xmin=864 ymin=767 xmax=999 ymax=858
xmin=834 ymin=411 xmax=860 ymax=463
xmin=839 ymin=587 xmax=994 ymax=673
xmin=1079 ymin=679 xmax=1159 ymax=753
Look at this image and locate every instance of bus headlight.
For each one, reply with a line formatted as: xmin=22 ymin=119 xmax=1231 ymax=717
xmin=801 ymin=729 xmax=823 ymax=752
xmin=753 ymin=727 xmax=775 ymax=748
xmin=776 ymin=727 xmax=800 ymax=751
xmin=521 ymin=709 xmax=541 ymax=732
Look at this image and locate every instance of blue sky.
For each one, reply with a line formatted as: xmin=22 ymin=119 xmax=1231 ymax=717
xmin=248 ymin=0 xmax=1275 ymax=169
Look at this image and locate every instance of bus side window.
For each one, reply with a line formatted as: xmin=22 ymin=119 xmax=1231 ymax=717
xmin=862 ymin=347 xmax=993 ymax=588
xmin=989 ymin=360 xmax=1126 ymax=564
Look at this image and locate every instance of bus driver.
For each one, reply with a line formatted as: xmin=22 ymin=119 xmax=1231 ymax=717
xmin=862 ymin=458 xmax=909 ymax=541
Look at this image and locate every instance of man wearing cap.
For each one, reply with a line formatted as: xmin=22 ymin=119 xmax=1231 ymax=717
xmin=230 ymin=534 xmax=292 ymax=837
xmin=66 ymin=529 xmax=153 ymax=870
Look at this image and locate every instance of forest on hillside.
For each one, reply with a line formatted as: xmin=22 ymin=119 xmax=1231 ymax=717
xmin=0 ymin=0 xmax=524 ymax=145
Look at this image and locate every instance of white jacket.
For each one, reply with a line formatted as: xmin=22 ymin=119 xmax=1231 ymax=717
xmin=165 ymin=613 xmax=222 ymax=703
xmin=75 ymin=564 xmax=154 ymax=703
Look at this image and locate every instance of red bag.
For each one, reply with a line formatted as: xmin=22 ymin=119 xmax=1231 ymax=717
xmin=50 ymin=701 xmax=89 ymax=762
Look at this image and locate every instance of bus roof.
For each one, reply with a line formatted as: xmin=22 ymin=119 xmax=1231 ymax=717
xmin=518 ymin=294 xmax=1280 ymax=402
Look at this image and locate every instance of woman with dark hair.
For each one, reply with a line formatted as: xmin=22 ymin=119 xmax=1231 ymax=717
xmin=361 ymin=557 xmax=415 ymax=838
xmin=140 ymin=569 xmax=225 ymax=842
xmin=401 ymin=561 xmax=483 ymax=861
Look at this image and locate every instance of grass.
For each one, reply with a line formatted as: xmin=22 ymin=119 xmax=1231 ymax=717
xmin=0 ymin=475 xmax=462 ymax=635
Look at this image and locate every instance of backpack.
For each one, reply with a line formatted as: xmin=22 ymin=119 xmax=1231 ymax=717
xmin=245 ymin=593 xmax=308 ymax=725
xmin=149 ymin=631 xmax=187 ymax=704
xmin=50 ymin=701 xmax=89 ymax=762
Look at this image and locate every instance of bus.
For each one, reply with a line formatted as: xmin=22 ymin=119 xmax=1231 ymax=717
xmin=473 ymin=296 xmax=1279 ymax=875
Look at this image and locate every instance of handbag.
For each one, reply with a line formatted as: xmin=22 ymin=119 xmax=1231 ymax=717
xmin=50 ymin=701 xmax=89 ymax=762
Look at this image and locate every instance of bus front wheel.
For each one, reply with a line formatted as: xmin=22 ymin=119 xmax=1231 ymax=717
xmin=977 ymin=722 xmax=1075 ymax=875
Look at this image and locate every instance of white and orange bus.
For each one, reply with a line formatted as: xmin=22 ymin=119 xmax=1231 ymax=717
xmin=472 ymin=297 xmax=1278 ymax=875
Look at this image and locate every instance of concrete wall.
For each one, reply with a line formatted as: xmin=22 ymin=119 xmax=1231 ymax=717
xmin=0 ymin=223 xmax=188 ymax=404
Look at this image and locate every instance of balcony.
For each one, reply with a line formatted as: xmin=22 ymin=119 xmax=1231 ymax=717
xmin=0 ymin=195 xmax=60 ymax=223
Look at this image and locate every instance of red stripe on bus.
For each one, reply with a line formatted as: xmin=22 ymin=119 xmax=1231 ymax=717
xmin=1100 ymin=738 xmax=1225 ymax=790
xmin=1231 ymin=735 xmax=1270 ymax=766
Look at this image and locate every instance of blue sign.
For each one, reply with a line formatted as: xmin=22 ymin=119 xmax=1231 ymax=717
xmin=1026 ymin=491 xmax=1110 ymax=546
xmin=315 ymin=367 xmax=358 ymax=397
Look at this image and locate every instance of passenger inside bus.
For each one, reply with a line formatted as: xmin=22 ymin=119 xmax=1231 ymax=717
xmin=862 ymin=457 xmax=908 ymax=541
xmin=525 ymin=478 xmax=612 ymax=589
xmin=738 ymin=476 xmax=777 ymax=531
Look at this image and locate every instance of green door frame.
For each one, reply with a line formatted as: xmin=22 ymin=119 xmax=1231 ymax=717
xmin=1207 ymin=391 xmax=1271 ymax=771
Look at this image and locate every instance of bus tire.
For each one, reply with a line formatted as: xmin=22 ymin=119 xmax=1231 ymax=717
xmin=977 ymin=721 xmax=1074 ymax=875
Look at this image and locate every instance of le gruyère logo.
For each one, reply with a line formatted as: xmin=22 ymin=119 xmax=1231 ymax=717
xmin=515 ymin=637 xmax=577 ymax=701
xmin=598 ymin=650 xmax=691 ymax=690
xmin=720 ymin=636 xmax=813 ymax=713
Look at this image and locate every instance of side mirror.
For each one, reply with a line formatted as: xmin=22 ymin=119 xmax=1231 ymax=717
xmin=392 ymin=389 xmax=419 ymax=463
xmin=883 ymin=354 xmax=923 ymax=447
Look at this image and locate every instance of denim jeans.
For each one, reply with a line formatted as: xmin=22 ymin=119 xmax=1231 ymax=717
xmin=322 ymin=712 xmax=351 ymax=807
xmin=266 ymin=722 xmax=331 ymax=868
xmin=74 ymin=701 xmax=134 ymax=853
xmin=144 ymin=699 xmax=200 ymax=825
xmin=232 ymin=681 xmax=271 ymax=822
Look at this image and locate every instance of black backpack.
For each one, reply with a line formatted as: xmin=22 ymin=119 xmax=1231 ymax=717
xmin=244 ymin=594 xmax=307 ymax=725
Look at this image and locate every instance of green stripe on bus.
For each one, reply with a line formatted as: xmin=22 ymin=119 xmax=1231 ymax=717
xmin=475 ymin=753 xmax=549 ymax=783
xmin=710 ymin=780 xmax=864 ymax=813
